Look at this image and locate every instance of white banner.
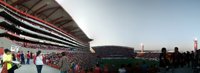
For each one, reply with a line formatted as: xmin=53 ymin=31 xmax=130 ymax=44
xmin=11 ymin=45 xmax=20 ymax=52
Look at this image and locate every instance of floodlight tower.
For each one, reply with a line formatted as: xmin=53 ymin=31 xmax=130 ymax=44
xmin=141 ymin=43 xmax=144 ymax=53
xmin=194 ymin=38 xmax=198 ymax=53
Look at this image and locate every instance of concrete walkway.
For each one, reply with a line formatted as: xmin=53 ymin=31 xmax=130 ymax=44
xmin=0 ymin=60 xmax=60 ymax=73
xmin=15 ymin=64 xmax=59 ymax=73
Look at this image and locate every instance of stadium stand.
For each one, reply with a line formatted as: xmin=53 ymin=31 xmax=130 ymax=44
xmin=0 ymin=0 xmax=94 ymax=72
xmin=92 ymin=45 xmax=134 ymax=58
xmin=45 ymin=52 xmax=97 ymax=69
xmin=0 ymin=0 xmax=170 ymax=73
xmin=136 ymin=53 xmax=160 ymax=61
xmin=0 ymin=0 xmax=92 ymax=50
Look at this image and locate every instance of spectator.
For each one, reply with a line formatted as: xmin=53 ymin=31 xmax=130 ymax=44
xmin=20 ymin=51 xmax=25 ymax=64
xmin=16 ymin=51 xmax=20 ymax=61
xmin=2 ymin=49 xmax=18 ymax=73
xmin=186 ymin=51 xmax=191 ymax=67
xmin=75 ymin=63 xmax=81 ymax=73
xmin=118 ymin=64 xmax=126 ymax=73
xmin=26 ymin=51 xmax=30 ymax=64
xmin=30 ymin=52 xmax=33 ymax=59
xmin=12 ymin=53 xmax=16 ymax=61
xmin=58 ymin=52 xmax=69 ymax=73
xmin=159 ymin=47 xmax=169 ymax=72
xmin=191 ymin=51 xmax=195 ymax=68
xmin=103 ymin=64 xmax=109 ymax=73
xmin=34 ymin=50 xmax=44 ymax=73
xmin=195 ymin=50 xmax=200 ymax=69
xmin=172 ymin=47 xmax=181 ymax=68
xmin=94 ymin=64 xmax=101 ymax=73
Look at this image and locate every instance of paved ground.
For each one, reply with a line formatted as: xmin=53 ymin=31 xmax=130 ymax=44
xmin=15 ymin=64 xmax=59 ymax=73
xmin=0 ymin=60 xmax=59 ymax=73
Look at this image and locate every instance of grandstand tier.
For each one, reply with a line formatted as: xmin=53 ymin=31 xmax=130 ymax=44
xmin=0 ymin=0 xmax=92 ymax=50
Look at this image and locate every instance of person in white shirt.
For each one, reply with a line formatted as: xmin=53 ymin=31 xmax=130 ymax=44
xmin=34 ymin=50 xmax=43 ymax=73
xmin=118 ymin=64 xmax=126 ymax=73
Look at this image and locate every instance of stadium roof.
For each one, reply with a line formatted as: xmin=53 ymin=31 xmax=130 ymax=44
xmin=3 ymin=0 xmax=92 ymax=43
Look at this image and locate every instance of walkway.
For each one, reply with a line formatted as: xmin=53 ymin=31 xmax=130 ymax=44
xmin=15 ymin=64 xmax=59 ymax=73
xmin=0 ymin=60 xmax=59 ymax=73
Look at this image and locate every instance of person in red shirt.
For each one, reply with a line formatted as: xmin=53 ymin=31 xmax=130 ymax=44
xmin=80 ymin=67 xmax=85 ymax=73
xmin=17 ymin=51 xmax=21 ymax=61
xmin=94 ymin=64 xmax=101 ymax=73
xmin=26 ymin=51 xmax=30 ymax=64
xmin=75 ymin=63 xmax=81 ymax=73
xmin=103 ymin=64 xmax=109 ymax=73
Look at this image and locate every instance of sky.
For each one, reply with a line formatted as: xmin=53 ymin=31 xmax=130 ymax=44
xmin=56 ymin=0 xmax=200 ymax=51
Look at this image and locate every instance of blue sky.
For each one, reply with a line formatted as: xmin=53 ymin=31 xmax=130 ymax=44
xmin=56 ymin=0 xmax=200 ymax=51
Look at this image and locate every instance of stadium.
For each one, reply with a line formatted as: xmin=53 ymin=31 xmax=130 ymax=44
xmin=0 ymin=0 xmax=198 ymax=73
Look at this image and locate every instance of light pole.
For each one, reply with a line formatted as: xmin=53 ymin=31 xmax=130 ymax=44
xmin=141 ymin=43 xmax=144 ymax=53
xmin=194 ymin=38 xmax=198 ymax=53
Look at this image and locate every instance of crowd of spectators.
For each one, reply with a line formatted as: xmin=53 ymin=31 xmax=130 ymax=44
xmin=136 ymin=53 xmax=160 ymax=61
xmin=159 ymin=47 xmax=198 ymax=73
xmin=45 ymin=52 xmax=97 ymax=70
xmin=13 ymin=41 xmax=67 ymax=50
xmin=116 ymin=62 xmax=159 ymax=73
xmin=83 ymin=61 xmax=159 ymax=73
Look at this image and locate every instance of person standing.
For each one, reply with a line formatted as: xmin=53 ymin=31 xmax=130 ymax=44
xmin=118 ymin=64 xmax=126 ymax=73
xmin=34 ymin=50 xmax=44 ymax=73
xmin=103 ymin=65 xmax=109 ymax=73
xmin=75 ymin=63 xmax=81 ymax=73
xmin=20 ymin=51 xmax=25 ymax=64
xmin=70 ymin=62 xmax=76 ymax=73
xmin=159 ymin=47 xmax=169 ymax=72
xmin=172 ymin=47 xmax=181 ymax=68
xmin=58 ymin=52 xmax=69 ymax=73
xmin=30 ymin=52 xmax=33 ymax=59
xmin=94 ymin=64 xmax=101 ymax=73
xmin=16 ymin=51 xmax=20 ymax=62
xmin=26 ymin=51 xmax=30 ymax=64
xmin=12 ymin=53 xmax=16 ymax=61
xmin=2 ymin=49 xmax=18 ymax=73
xmin=191 ymin=51 xmax=195 ymax=68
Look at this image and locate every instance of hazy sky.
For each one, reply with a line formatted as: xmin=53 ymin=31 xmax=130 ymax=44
xmin=56 ymin=0 xmax=200 ymax=51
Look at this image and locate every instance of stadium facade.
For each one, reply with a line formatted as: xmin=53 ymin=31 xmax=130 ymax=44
xmin=0 ymin=0 xmax=92 ymax=52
